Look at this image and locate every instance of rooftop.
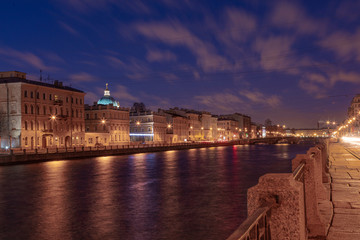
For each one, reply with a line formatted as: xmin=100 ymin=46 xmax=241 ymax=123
xmin=0 ymin=77 xmax=84 ymax=93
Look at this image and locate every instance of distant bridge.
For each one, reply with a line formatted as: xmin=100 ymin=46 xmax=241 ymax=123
xmin=247 ymin=136 xmax=324 ymax=145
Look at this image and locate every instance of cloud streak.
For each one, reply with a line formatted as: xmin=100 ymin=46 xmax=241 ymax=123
xmin=134 ymin=20 xmax=230 ymax=72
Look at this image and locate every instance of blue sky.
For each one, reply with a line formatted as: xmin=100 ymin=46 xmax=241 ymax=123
xmin=1 ymin=0 xmax=360 ymax=128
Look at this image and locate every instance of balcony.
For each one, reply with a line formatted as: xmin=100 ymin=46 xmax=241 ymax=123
xmin=53 ymin=99 xmax=63 ymax=106
xmin=42 ymin=129 xmax=53 ymax=133
xmin=57 ymin=115 xmax=68 ymax=120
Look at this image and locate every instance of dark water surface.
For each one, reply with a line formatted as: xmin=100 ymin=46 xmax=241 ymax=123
xmin=0 ymin=144 xmax=313 ymax=240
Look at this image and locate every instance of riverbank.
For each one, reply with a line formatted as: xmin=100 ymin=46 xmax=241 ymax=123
xmin=0 ymin=141 xmax=241 ymax=166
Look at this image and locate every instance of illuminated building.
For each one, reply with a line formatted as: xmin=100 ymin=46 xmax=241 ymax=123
xmin=221 ymin=113 xmax=251 ymax=138
xmin=348 ymin=94 xmax=360 ymax=118
xmin=217 ymin=118 xmax=239 ymax=141
xmin=159 ymin=109 xmax=189 ymax=143
xmin=130 ymin=104 xmax=167 ymax=143
xmin=84 ymin=84 xmax=129 ymax=146
xmin=0 ymin=71 xmax=85 ymax=149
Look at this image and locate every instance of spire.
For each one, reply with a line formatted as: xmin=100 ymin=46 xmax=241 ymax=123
xmin=104 ymin=83 xmax=110 ymax=96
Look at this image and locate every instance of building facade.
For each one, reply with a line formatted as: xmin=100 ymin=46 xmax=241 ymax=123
xmin=0 ymin=71 xmax=85 ymax=149
xmin=159 ymin=109 xmax=189 ymax=143
xmin=84 ymin=84 xmax=130 ymax=146
xmin=217 ymin=118 xmax=239 ymax=141
xmin=85 ymin=106 xmax=130 ymax=147
xmin=130 ymin=110 xmax=167 ymax=143
xmin=348 ymin=94 xmax=360 ymax=118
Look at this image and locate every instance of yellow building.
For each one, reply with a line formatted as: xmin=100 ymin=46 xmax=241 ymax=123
xmin=0 ymin=71 xmax=85 ymax=149
xmin=84 ymin=84 xmax=130 ymax=146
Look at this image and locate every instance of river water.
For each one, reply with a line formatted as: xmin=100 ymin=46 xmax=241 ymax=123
xmin=0 ymin=143 xmax=313 ymax=240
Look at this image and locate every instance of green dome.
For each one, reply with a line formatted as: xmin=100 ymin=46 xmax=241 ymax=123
xmin=97 ymin=96 xmax=119 ymax=107
xmin=97 ymin=83 xmax=119 ymax=107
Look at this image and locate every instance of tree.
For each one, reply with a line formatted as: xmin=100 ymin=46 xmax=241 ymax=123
xmin=131 ymin=102 xmax=147 ymax=113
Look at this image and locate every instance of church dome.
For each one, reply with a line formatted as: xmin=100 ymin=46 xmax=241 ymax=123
xmin=97 ymin=83 xmax=120 ymax=107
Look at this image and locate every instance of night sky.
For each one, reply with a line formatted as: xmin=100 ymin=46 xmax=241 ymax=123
xmin=1 ymin=0 xmax=360 ymax=128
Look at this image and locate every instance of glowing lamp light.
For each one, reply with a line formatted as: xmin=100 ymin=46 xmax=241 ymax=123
xmin=101 ymin=119 xmax=106 ymax=124
xmin=190 ymin=126 xmax=193 ymax=129
xmin=136 ymin=121 xmax=140 ymax=126
xmin=201 ymin=127 xmax=204 ymax=130
xmin=51 ymin=115 xmax=56 ymax=120
xmin=167 ymin=124 xmax=171 ymax=128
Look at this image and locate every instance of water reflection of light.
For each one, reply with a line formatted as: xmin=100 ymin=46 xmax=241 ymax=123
xmin=128 ymin=153 xmax=157 ymax=239
xmin=90 ymin=157 xmax=118 ymax=236
xmin=36 ymin=160 xmax=70 ymax=239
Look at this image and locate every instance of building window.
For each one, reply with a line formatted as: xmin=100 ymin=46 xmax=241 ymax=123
xmin=31 ymin=121 xmax=34 ymax=130
xmin=25 ymin=105 xmax=28 ymax=114
xmin=24 ymin=90 xmax=28 ymax=98
xmin=30 ymin=92 xmax=33 ymax=98
xmin=71 ymin=97 xmax=73 ymax=103
xmin=95 ymin=113 xmax=97 ymax=119
xmin=76 ymin=109 xmax=78 ymax=118
xmin=86 ymin=114 xmax=89 ymax=119
xmin=80 ymin=99 xmax=82 ymax=104
xmin=89 ymin=138 xmax=93 ymax=144
xmin=43 ymin=106 xmax=46 ymax=115
xmin=49 ymin=107 xmax=52 ymax=114
xmin=25 ymin=137 xmax=28 ymax=145
xmin=36 ymin=92 xmax=39 ymax=99
xmin=66 ymin=97 xmax=69 ymax=103
xmin=36 ymin=106 xmax=39 ymax=114
xmin=76 ymin=98 xmax=78 ymax=104
xmin=25 ymin=121 xmax=28 ymax=130
xmin=31 ymin=105 xmax=34 ymax=114
xmin=43 ymin=93 xmax=46 ymax=100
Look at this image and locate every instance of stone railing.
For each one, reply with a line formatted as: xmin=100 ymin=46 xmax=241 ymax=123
xmin=227 ymin=142 xmax=331 ymax=240
xmin=0 ymin=140 xmax=244 ymax=165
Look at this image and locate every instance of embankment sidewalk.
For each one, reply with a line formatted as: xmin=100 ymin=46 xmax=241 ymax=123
xmin=327 ymin=142 xmax=360 ymax=239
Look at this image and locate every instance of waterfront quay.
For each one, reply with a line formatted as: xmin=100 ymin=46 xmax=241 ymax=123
xmin=0 ymin=136 xmax=312 ymax=166
xmin=227 ymin=141 xmax=360 ymax=240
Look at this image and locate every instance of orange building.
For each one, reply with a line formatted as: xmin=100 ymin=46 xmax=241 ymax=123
xmin=0 ymin=71 xmax=85 ymax=149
